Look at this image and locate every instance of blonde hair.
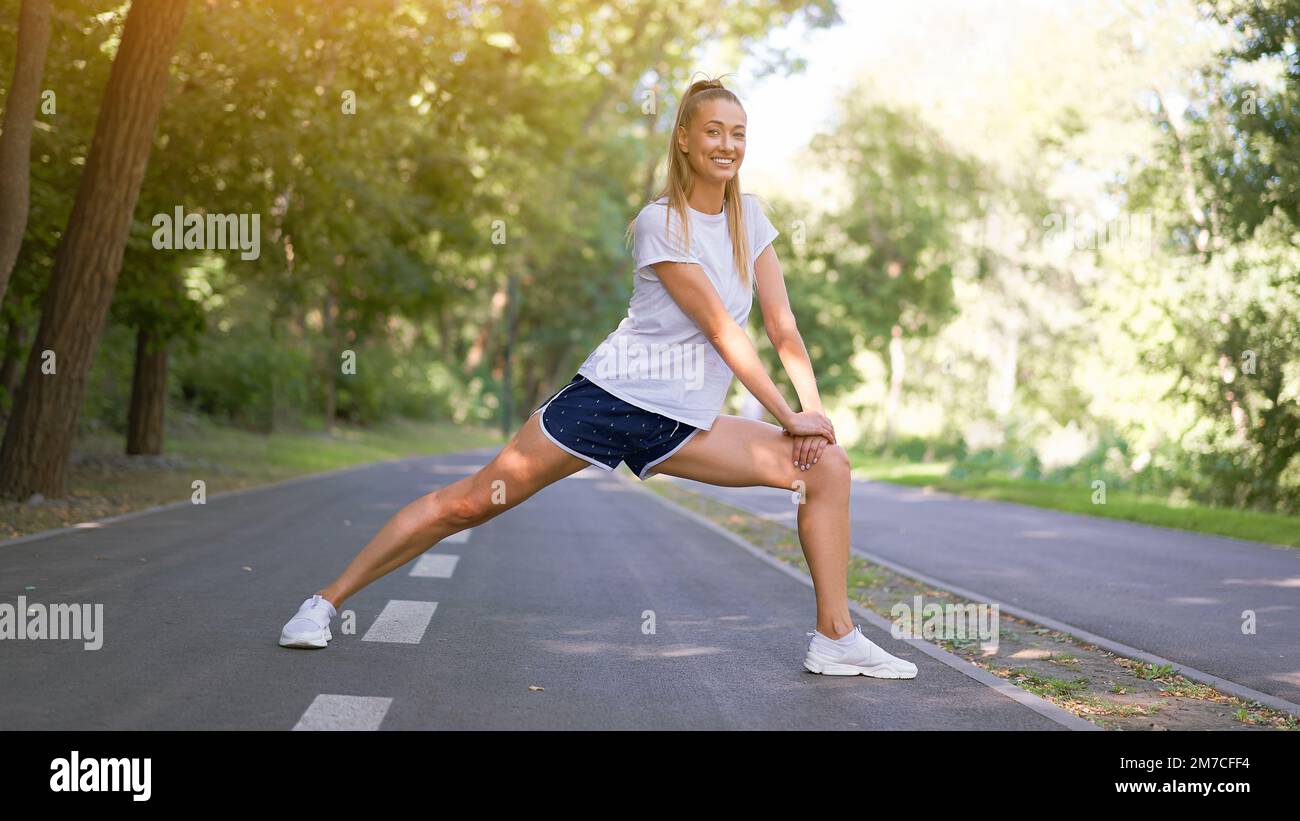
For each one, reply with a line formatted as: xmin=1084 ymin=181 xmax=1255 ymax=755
xmin=627 ymin=75 xmax=758 ymax=288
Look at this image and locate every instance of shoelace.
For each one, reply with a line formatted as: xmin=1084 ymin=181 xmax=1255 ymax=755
xmin=306 ymin=595 xmax=333 ymax=622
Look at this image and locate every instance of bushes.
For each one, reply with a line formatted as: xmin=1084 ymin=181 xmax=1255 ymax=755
xmin=880 ymin=433 xmax=967 ymax=463
xmin=951 ymin=447 xmax=1042 ymax=480
xmin=331 ymin=345 xmax=457 ymax=424
xmin=902 ymin=426 xmax=1300 ymax=516
xmin=172 ymin=326 xmax=312 ymax=430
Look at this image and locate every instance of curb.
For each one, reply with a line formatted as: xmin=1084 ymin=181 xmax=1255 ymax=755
xmin=679 ymin=474 xmax=1300 ymax=720
xmin=617 ymin=467 xmax=1100 ymax=731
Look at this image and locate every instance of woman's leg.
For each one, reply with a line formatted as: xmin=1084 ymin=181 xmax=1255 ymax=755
xmin=316 ymin=411 xmax=591 ymax=611
xmin=646 ymin=415 xmax=855 ymax=639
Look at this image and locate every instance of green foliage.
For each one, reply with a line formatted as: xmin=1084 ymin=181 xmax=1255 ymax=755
xmin=0 ymin=0 xmax=843 ymax=443
xmin=332 ymin=344 xmax=458 ymax=425
xmin=806 ymin=96 xmax=987 ymax=350
xmin=867 ymin=434 xmax=967 ymax=464
xmin=1200 ymin=0 xmax=1300 ymax=234
xmin=950 ymin=447 xmax=1043 ymax=482
xmin=4 ymin=0 xmax=1298 ymax=524
xmin=171 ymin=318 xmax=312 ymax=430
xmin=1129 ymin=0 xmax=1300 ymax=512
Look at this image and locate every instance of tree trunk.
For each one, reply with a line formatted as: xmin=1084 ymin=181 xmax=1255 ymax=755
xmin=1152 ymin=86 xmax=1216 ymax=254
xmin=465 ymin=278 xmax=508 ymax=372
xmin=436 ymin=305 xmax=451 ymax=362
xmin=266 ymin=293 xmax=278 ymax=433
xmin=322 ymin=289 xmax=336 ymax=431
xmin=883 ymin=325 xmax=905 ymax=446
xmin=0 ymin=0 xmax=53 ymax=306
xmin=126 ymin=326 xmax=167 ymax=455
xmin=499 ymin=270 xmax=520 ymax=435
xmin=0 ymin=0 xmax=189 ymax=500
xmin=0 ymin=317 xmax=27 ymax=414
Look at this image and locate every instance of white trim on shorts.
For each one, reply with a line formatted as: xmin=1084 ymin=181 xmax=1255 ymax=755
xmin=637 ymin=426 xmax=702 ymax=480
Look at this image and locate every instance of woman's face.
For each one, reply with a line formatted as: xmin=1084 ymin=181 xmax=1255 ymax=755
xmin=676 ymin=97 xmax=746 ymax=186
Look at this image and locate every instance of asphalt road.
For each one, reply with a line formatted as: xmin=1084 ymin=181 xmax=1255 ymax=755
xmin=0 ymin=451 xmax=1080 ymax=730
xmin=659 ymin=475 xmax=1300 ymax=711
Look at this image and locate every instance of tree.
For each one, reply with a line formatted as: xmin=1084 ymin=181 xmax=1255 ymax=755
xmin=0 ymin=0 xmax=52 ymax=306
xmin=796 ymin=95 xmax=987 ymax=443
xmin=0 ymin=0 xmax=188 ymax=499
xmin=1122 ymin=0 xmax=1300 ymax=511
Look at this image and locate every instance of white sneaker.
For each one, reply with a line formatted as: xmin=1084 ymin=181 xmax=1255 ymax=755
xmin=803 ymin=624 xmax=918 ymax=678
xmin=279 ymin=594 xmax=337 ymax=649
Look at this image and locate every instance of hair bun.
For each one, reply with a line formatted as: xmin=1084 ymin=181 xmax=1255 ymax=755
xmin=687 ymin=78 xmax=725 ymax=96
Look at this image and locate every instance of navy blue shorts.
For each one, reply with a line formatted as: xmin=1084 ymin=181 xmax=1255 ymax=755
xmin=531 ymin=373 xmax=700 ymax=480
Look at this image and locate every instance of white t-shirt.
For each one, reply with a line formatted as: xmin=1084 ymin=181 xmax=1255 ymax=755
xmin=577 ymin=193 xmax=780 ymax=430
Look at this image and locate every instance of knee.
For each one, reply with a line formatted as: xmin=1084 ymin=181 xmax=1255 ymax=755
xmin=812 ymin=443 xmax=851 ymax=483
xmin=439 ymin=490 xmax=494 ymax=530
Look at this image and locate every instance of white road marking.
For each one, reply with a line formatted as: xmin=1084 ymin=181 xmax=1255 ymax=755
xmin=293 ymin=694 xmax=393 ymax=731
xmin=409 ymin=553 xmax=460 ymax=578
xmin=361 ymin=600 xmax=439 ymax=643
xmin=426 ymin=464 xmax=488 ymax=474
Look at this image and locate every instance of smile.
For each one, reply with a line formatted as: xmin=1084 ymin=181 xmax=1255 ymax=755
xmin=711 ymin=157 xmax=735 ymax=167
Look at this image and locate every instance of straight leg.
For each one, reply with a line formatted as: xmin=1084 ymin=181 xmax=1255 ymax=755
xmin=316 ymin=412 xmax=590 ymax=611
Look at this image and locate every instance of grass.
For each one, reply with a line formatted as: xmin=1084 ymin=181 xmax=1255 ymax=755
xmin=0 ymin=410 xmax=506 ymax=540
xmin=849 ymin=454 xmax=1300 ymax=548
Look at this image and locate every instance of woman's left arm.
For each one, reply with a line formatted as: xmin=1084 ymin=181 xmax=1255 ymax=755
xmin=753 ymin=243 xmax=834 ymax=468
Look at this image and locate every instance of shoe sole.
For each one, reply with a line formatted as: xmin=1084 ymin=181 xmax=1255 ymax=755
xmin=804 ymin=654 xmax=917 ymax=679
xmin=279 ymin=626 xmax=332 ymax=649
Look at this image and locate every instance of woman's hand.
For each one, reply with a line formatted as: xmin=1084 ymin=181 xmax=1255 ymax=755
xmin=780 ymin=410 xmax=835 ymax=470
xmin=785 ymin=433 xmax=831 ymax=471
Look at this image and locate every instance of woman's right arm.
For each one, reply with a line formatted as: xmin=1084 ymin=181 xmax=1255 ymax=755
xmin=647 ymin=259 xmax=836 ymax=443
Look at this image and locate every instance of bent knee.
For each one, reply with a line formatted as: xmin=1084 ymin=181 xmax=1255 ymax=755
xmin=812 ymin=443 xmax=850 ymax=480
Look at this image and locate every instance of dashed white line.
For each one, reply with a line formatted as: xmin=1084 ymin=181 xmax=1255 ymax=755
xmin=293 ymin=694 xmax=393 ymax=731
xmin=409 ymin=553 xmax=460 ymax=578
xmin=294 ymin=518 xmax=467 ymax=729
xmin=361 ymin=600 xmax=439 ymax=643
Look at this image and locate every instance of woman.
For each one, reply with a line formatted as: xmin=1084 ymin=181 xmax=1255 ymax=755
xmin=279 ymin=77 xmax=917 ymax=680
